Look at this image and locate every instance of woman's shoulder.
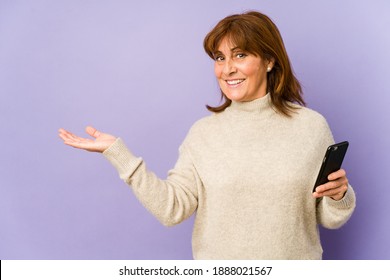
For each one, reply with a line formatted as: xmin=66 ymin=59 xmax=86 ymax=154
xmin=291 ymin=104 xmax=328 ymax=125
xmin=283 ymin=104 xmax=331 ymax=136
xmin=188 ymin=113 xmax=221 ymax=133
xmin=180 ymin=113 xmax=224 ymax=146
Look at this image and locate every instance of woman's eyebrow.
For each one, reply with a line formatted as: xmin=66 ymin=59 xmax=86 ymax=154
xmin=231 ymin=47 xmax=243 ymax=52
xmin=214 ymin=47 xmax=241 ymax=54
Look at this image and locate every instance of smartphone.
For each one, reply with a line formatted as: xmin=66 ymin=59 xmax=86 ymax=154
xmin=312 ymin=141 xmax=349 ymax=192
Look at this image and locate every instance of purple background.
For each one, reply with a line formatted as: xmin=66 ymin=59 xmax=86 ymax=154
xmin=1 ymin=0 xmax=389 ymax=260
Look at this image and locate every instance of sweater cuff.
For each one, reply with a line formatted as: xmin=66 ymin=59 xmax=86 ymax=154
xmin=103 ymin=138 xmax=143 ymax=181
xmin=323 ymin=184 xmax=355 ymax=209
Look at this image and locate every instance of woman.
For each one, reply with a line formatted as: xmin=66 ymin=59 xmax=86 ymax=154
xmin=58 ymin=11 xmax=356 ymax=259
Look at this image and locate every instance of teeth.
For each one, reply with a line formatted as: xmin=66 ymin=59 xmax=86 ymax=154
xmin=226 ymin=79 xmax=244 ymax=85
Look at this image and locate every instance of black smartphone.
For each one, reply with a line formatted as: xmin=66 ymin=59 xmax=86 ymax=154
xmin=312 ymin=141 xmax=349 ymax=192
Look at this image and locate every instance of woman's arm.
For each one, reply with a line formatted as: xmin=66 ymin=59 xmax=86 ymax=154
xmin=58 ymin=126 xmax=199 ymax=226
xmin=310 ymin=118 xmax=356 ymax=229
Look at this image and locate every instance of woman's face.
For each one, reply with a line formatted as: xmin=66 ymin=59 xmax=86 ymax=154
xmin=214 ymin=37 xmax=271 ymax=102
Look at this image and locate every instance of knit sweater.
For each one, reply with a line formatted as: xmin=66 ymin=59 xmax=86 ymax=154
xmin=103 ymin=93 xmax=356 ymax=260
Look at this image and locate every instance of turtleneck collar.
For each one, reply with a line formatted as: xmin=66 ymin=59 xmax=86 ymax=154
xmin=225 ymin=93 xmax=275 ymax=117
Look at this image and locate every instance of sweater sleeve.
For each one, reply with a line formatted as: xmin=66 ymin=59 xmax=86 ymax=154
xmin=316 ymin=184 xmax=356 ymax=229
xmin=314 ymin=117 xmax=357 ymax=229
xmin=102 ymin=138 xmax=200 ymax=227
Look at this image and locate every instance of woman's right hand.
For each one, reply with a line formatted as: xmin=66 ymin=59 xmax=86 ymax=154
xmin=58 ymin=126 xmax=117 ymax=153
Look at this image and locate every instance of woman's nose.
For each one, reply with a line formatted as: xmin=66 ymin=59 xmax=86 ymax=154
xmin=223 ymin=59 xmax=237 ymax=75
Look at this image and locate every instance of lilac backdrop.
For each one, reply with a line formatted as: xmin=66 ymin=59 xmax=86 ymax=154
xmin=1 ymin=0 xmax=389 ymax=260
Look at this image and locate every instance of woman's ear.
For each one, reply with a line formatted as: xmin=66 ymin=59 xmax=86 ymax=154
xmin=267 ymin=58 xmax=275 ymax=71
xmin=268 ymin=57 xmax=275 ymax=68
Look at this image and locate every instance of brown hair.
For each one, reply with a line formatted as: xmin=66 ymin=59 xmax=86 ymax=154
xmin=203 ymin=11 xmax=305 ymax=116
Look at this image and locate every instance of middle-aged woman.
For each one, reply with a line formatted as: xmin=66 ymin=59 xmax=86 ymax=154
xmin=58 ymin=11 xmax=356 ymax=259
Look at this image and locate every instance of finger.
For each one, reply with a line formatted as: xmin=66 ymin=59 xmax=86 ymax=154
xmin=58 ymin=129 xmax=75 ymax=142
xmin=328 ymin=168 xmax=346 ymax=181
xmin=86 ymin=126 xmax=101 ymax=138
xmin=58 ymin=129 xmax=91 ymax=144
xmin=314 ymin=185 xmax=348 ymax=199
xmin=315 ymin=176 xmax=348 ymax=193
xmin=313 ymin=183 xmax=347 ymax=196
xmin=63 ymin=139 xmax=94 ymax=150
xmin=58 ymin=128 xmax=80 ymax=141
xmin=324 ymin=184 xmax=348 ymax=196
xmin=58 ymin=128 xmax=70 ymax=138
xmin=313 ymin=189 xmax=342 ymax=199
xmin=314 ymin=178 xmax=348 ymax=196
xmin=58 ymin=132 xmax=70 ymax=142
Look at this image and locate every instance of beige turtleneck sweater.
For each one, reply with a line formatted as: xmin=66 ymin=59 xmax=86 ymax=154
xmin=103 ymin=94 xmax=356 ymax=259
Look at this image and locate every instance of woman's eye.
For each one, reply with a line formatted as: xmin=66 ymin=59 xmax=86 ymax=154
xmin=215 ymin=56 xmax=224 ymax=61
xmin=236 ymin=53 xmax=247 ymax=58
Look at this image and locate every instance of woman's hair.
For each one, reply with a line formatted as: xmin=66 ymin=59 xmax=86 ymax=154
xmin=203 ymin=11 xmax=305 ymax=116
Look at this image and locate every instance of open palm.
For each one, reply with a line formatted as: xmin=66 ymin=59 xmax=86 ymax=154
xmin=58 ymin=126 xmax=117 ymax=153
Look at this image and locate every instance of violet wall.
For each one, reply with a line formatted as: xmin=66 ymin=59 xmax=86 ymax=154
xmin=1 ymin=0 xmax=389 ymax=259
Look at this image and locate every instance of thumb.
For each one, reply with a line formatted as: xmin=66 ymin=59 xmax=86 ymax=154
xmin=85 ymin=126 xmax=101 ymax=138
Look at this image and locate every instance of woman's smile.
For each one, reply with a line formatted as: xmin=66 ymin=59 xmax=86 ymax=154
xmin=226 ymin=79 xmax=245 ymax=86
xmin=214 ymin=37 xmax=271 ymax=102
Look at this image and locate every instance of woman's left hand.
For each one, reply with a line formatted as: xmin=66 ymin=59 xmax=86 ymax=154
xmin=313 ymin=169 xmax=349 ymax=201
